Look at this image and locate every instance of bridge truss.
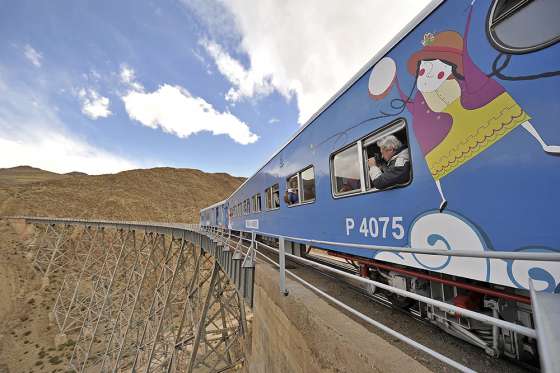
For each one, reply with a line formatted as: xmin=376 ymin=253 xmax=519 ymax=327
xmin=22 ymin=218 xmax=253 ymax=373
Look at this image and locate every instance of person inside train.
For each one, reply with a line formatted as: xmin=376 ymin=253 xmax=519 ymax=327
xmin=285 ymin=176 xmax=299 ymax=205
xmin=368 ymin=135 xmax=411 ymax=190
xmin=272 ymin=189 xmax=280 ymax=208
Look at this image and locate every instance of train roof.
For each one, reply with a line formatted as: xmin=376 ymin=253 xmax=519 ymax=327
xmin=227 ymin=0 xmax=443 ymax=200
xmin=200 ymin=199 xmax=227 ymax=212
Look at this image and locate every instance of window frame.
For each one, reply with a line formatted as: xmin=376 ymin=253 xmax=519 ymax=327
xmin=271 ymin=183 xmax=280 ymax=210
xmin=330 ymin=142 xmax=364 ymax=197
xmin=251 ymin=193 xmax=261 ymax=213
xmin=286 ymin=165 xmax=316 ymax=208
xmin=329 ymin=118 xmax=412 ymax=199
xmin=486 ymin=0 xmax=560 ymax=54
xmin=265 ymin=187 xmax=272 ymax=210
xmin=264 ymin=183 xmax=280 ymax=211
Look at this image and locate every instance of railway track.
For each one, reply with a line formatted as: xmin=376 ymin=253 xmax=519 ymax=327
xmin=299 ymin=250 xmax=433 ymax=324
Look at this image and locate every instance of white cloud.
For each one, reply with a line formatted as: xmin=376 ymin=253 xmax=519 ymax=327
xmin=0 ymin=79 xmax=138 ymax=175
xmin=78 ymin=88 xmax=112 ymax=119
xmin=189 ymin=0 xmax=430 ymax=124
xmin=23 ymin=44 xmax=43 ymax=67
xmin=122 ymin=84 xmax=258 ymax=145
xmin=201 ymin=40 xmax=275 ymax=102
xmin=0 ymin=135 xmax=138 ymax=175
xmin=268 ymin=118 xmax=279 ymax=124
xmin=120 ymin=65 xmax=144 ymax=91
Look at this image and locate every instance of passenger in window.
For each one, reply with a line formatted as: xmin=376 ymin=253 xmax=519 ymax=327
xmin=285 ymin=178 xmax=299 ymax=205
xmin=273 ymin=190 xmax=280 ymax=208
xmin=368 ymin=135 xmax=410 ymax=189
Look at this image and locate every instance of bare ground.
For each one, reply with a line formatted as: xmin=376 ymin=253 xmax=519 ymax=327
xmin=0 ymin=222 xmax=70 ymax=373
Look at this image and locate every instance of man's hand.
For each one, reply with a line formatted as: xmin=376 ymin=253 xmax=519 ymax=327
xmin=367 ymin=158 xmax=377 ymax=168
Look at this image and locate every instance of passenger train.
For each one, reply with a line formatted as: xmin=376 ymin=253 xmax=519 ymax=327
xmin=201 ymin=0 xmax=560 ymax=364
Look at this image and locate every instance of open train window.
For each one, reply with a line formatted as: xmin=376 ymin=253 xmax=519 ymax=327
xmin=363 ymin=119 xmax=411 ymax=190
xmin=251 ymin=193 xmax=261 ymax=213
xmin=285 ymin=166 xmax=316 ymax=207
xmin=285 ymin=174 xmax=300 ymax=205
xmin=265 ymin=184 xmax=280 ymax=210
xmin=330 ymin=119 xmax=412 ymax=198
xmin=487 ymin=0 xmax=560 ymax=54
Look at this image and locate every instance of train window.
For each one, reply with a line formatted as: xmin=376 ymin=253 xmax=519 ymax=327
xmin=488 ymin=0 xmax=560 ymax=53
xmin=252 ymin=193 xmax=261 ymax=213
xmin=285 ymin=166 xmax=315 ymax=206
xmin=301 ymin=167 xmax=316 ymax=202
xmin=285 ymin=174 xmax=300 ymax=205
xmin=272 ymin=184 xmax=280 ymax=209
xmin=332 ymin=144 xmax=362 ymax=196
xmin=330 ymin=119 xmax=412 ymax=198
xmin=264 ymin=184 xmax=280 ymax=210
xmin=265 ymin=187 xmax=272 ymax=209
xmin=363 ymin=119 xmax=411 ymax=191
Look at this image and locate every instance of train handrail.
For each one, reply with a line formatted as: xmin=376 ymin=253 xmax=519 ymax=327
xmin=10 ymin=217 xmax=559 ymax=261
xmin=213 ymin=228 xmax=537 ymax=339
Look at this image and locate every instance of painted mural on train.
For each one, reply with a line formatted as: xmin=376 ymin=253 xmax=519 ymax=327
xmin=368 ymin=4 xmax=560 ymax=210
xmin=363 ymin=1 xmax=560 ymax=292
xmin=202 ymin=0 xmax=560 ymax=294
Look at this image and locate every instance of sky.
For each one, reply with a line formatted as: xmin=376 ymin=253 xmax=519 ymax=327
xmin=0 ymin=0 xmax=430 ymax=176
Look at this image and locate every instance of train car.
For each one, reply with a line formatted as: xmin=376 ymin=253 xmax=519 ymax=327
xmin=200 ymin=200 xmax=228 ymax=228
xmin=201 ymin=0 xmax=560 ymax=364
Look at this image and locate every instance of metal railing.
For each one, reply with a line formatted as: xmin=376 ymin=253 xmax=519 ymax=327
xmin=200 ymin=224 xmax=559 ymax=373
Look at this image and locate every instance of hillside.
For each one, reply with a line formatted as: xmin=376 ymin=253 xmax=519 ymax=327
xmin=0 ymin=166 xmax=245 ymax=223
xmin=0 ymin=166 xmax=244 ymax=371
xmin=0 ymin=166 xmax=74 ymax=187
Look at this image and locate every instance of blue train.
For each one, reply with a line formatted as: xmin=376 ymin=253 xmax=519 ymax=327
xmin=201 ymin=0 xmax=560 ymax=363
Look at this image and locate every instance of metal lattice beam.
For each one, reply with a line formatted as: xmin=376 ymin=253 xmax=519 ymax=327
xmin=18 ymin=220 xmax=252 ymax=373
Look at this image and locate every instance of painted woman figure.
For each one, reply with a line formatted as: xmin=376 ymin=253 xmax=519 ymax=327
xmin=368 ymin=5 xmax=559 ymax=211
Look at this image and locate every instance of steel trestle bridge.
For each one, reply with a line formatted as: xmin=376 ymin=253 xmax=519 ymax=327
xmin=18 ymin=217 xmax=254 ymax=372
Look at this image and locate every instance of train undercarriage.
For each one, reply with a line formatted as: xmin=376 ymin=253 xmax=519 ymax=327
xmin=323 ymin=250 xmax=539 ymax=367
xmin=254 ymin=233 xmax=541 ymax=367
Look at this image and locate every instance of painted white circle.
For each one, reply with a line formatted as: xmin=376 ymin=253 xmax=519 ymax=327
xmin=409 ymin=212 xmax=488 ymax=281
xmin=368 ymin=57 xmax=396 ymax=98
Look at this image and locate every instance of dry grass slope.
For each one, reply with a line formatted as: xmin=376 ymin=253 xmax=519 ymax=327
xmin=0 ymin=165 xmax=244 ymax=372
xmin=0 ymin=166 xmax=245 ymax=223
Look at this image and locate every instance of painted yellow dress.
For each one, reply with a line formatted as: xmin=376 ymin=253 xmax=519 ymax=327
xmin=425 ymin=92 xmax=530 ymax=180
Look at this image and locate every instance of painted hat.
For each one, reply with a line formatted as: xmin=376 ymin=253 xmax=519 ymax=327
xmin=407 ymin=31 xmax=464 ymax=77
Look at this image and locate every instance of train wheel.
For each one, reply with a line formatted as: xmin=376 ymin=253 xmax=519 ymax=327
xmin=388 ymin=293 xmax=413 ymax=309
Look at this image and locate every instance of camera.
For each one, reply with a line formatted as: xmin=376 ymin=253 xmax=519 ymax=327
xmin=373 ymin=153 xmax=384 ymax=165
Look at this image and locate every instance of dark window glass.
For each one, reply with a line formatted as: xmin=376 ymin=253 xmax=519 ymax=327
xmin=488 ymin=0 xmax=560 ymax=53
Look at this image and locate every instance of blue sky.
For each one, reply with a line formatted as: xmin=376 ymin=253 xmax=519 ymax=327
xmin=0 ymin=0 xmax=428 ymax=176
